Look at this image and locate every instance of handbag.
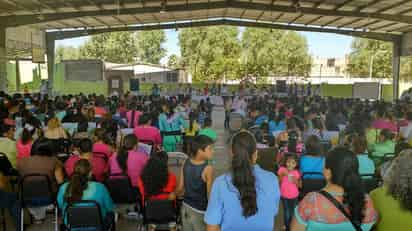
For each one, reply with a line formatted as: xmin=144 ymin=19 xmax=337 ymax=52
xmin=318 ymin=190 xmax=362 ymax=231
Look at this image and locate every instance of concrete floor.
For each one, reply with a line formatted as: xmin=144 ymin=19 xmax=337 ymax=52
xmin=14 ymin=107 xmax=283 ymax=231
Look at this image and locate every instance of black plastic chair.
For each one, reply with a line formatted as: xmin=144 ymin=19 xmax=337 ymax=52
xmin=105 ymin=174 xmax=138 ymax=205
xmin=18 ymin=174 xmax=58 ymax=231
xmin=63 ymin=200 xmax=114 ymax=231
xmin=300 ymin=172 xmax=326 ymax=200
xmin=361 ymin=174 xmax=380 ymax=193
xmin=138 ymin=199 xmax=177 ymax=231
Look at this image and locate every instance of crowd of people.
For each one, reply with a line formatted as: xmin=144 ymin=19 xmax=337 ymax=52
xmin=0 ymin=88 xmax=411 ymax=231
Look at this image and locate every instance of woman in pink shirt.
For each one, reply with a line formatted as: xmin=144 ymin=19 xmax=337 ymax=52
xmin=16 ymin=128 xmax=33 ymax=161
xmin=109 ymin=134 xmax=148 ymax=187
xmin=126 ymin=102 xmax=142 ymax=128
xmin=277 ymin=153 xmax=301 ymax=231
xmin=372 ymin=110 xmax=398 ymax=133
xmin=92 ymin=128 xmax=114 ymax=159
xmin=65 ymin=138 xmax=109 ymax=182
xmin=133 ymin=114 xmax=162 ymax=146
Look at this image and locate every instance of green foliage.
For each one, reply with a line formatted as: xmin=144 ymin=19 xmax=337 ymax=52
xmin=167 ymin=54 xmax=180 ymax=69
xmin=179 ymin=26 xmax=241 ymax=82
xmin=347 ymin=38 xmax=392 ymax=78
xmin=135 ymin=30 xmax=166 ymax=64
xmin=55 ymin=46 xmax=82 ymax=63
xmin=80 ymin=32 xmax=139 ymax=63
xmin=240 ymin=28 xmax=311 ymax=80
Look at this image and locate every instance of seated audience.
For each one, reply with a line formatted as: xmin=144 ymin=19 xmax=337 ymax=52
xmin=291 ymin=147 xmax=378 ymax=230
xmin=0 ymin=123 xmax=17 ymax=167
xmin=370 ymin=149 xmax=412 ymax=230
xmin=58 ymin=160 xmax=115 ymax=229
xmin=109 ymin=134 xmax=148 ymax=187
xmin=133 ymin=113 xmax=162 ymax=146
xmin=137 ymin=151 xmax=177 ymax=217
xmin=300 ymin=135 xmax=325 ymax=179
xmin=44 ymin=117 xmax=68 ymax=139
xmin=17 ymin=138 xmax=65 ymax=223
xmin=198 ymin=118 xmax=217 ymax=142
xmin=65 ymin=138 xmax=108 ymax=182
xmin=205 ymin=132 xmax=280 ymax=231
xmin=351 ymin=134 xmax=375 ymax=177
xmin=92 ymin=128 xmax=114 ymax=159
xmin=159 ymin=103 xmax=187 ymax=152
xmin=16 ymin=128 xmax=33 ymax=161
xmin=370 ymin=129 xmax=395 ymax=166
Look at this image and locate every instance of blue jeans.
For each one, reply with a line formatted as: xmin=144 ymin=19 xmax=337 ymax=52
xmin=0 ymin=190 xmax=21 ymax=231
xmin=282 ymin=197 xmax=298 ymax=231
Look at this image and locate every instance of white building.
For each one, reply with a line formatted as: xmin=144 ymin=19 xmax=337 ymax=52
xmin=310 ymin=56 xmax=350 ymax=78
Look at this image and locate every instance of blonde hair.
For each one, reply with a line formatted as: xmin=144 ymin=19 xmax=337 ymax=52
xmin=47 ymin=118 xmax=61 ymax=129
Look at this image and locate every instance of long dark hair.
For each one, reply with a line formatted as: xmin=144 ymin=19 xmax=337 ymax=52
xmin=117 ymin=134 xmax=138 ymax=173
xmin=188 ymin=111 xmax=197 ymax=131
xmin=64 ymin=159 xmax=91 ymax=203
xmin=231 ymin=131 xmax=258 ymax=218
xmin=141 ymin=151 xmax=169 ymax=197
xmin=326 ymin=147 xmax=365 ymax=226
xmin=21 ymin=128 xmax=32 ymax=144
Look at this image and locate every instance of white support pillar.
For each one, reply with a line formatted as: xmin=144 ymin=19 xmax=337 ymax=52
xmin=0 ymin=28 xmax=7 ymax=92
xmin=46 ymin=34 xmax=55 ymax=96
xmin=392 ymin=40 xmax=401 ymax=100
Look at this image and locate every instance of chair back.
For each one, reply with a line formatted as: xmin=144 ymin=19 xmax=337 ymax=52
xmin=144 ymin=200 xmax=176 ymax=225
xmin=65 ymin=200 xmax=103 ymax=230
xmin=105 ymin=174 xmax=137 ymax=204
xmin=19 ymin=174 xmax=55 ymax=207
xmin=228 ymin=113 xmax=243 ymax=132
xmin=361 ymin=174 xmax=380 ymax=193
xmin=300 ymin=172 xmax=326 ymax=200
xmin=257 ymin=148 xmax=278 ymax=174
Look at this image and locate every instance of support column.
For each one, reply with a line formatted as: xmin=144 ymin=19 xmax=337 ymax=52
xmin=392 ymin=40 xmax=401 ymax=100
xmin=46 ymin=33 xmax=55 ymax=96
xmin=15 ymin=59 xmax=20 ymax=92
xmin=0 ymin=28 xmax=7 ymax=92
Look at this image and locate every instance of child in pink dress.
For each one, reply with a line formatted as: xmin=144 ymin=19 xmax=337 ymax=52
xmin=277 ymin=153 xmax=301 ymax=231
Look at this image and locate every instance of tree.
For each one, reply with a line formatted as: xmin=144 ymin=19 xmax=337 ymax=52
xmin=80 ymin=32 xmax=139 ymax=63
xmin=136 ymin=30 xmax=166 ymax=64
xmin=55 ymin=45 xmax=82 ymax=63
xmin=167 ymin=54 xmax=180 ymax=69
xmin=240 ymin=28 xmax=312 ymax=80
xmin=347 ymin=38 xmax=392 ymax=78
xmin=179 ymin=26 xmax=241 ymax=82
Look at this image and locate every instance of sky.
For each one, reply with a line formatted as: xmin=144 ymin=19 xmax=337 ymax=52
xmin=55 ymin=28 xmax=354 ymax=64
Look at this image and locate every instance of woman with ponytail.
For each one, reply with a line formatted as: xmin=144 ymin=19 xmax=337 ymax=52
xmin=108 ymin=134 xmax=148 ymax=187
xmin=291 ymin=147 xmax=377 ymax=231
xmin=205 ymin=131 xmax=280 ymax=231
xmin=57 ymin=159 xmax=115 ymax=229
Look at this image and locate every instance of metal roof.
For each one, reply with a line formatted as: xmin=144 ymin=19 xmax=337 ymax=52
xmin=1 ymin=0 xmax=411 ymax=39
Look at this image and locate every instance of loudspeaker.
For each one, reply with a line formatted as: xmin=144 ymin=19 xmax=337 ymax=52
xmin=130 ymin=79 xmax=140 ymax=91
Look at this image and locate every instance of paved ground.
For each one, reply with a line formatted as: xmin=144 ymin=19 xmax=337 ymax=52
xmin=17 ymin=107 xmax=282 ymax=231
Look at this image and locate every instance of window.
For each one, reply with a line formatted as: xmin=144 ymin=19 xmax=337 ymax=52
xmin=327 ymin=58 xmax=335 ymax=67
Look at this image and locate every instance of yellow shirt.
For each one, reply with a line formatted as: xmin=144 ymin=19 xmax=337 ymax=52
xmin=370 ymin=186 xmax=412 ymax=231
xmin=185 ymin=121 xmax=199 ymax=137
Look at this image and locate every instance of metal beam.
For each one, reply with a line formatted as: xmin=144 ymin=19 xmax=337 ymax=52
xmin=334 ymin=0 xmax=357 ymax=10
xmin=375 ymin=0 xmax=411 ymax=13
xmin=304 ymin=15 xmax=322 ymax=25
xmin=2 ymin=0 xmax=412 ymax=27
xmin=48 ymin=18 xmax=401 ymax=42
xmin=371 ymin=22 xmax=399 ymax=31
xmin=356 ymin=0 xmax=385 ymax=12
xmin=289 ymin=14 xmax=303 ymax=24
xmin=337 ymin=18 xmax=363 ymax=28
xmin=322 ymin=17 xmax=343 ymax=27
xmin=355 ymin=19 xmax=380 ymax=30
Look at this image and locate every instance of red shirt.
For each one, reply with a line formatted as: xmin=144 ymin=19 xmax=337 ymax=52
xmin=137 ymin=173 xmax=177 ymax=204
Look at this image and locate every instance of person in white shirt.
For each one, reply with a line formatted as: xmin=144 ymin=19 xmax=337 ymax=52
xmin=232 ymin=96 xmax=247 ymax=117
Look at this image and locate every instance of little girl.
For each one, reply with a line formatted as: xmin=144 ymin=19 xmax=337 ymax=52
xmin=277 ymin=153 xmax=301 ymax=231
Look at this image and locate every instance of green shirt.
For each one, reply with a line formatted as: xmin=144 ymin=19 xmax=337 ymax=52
xmin=199 ymin=128 xmax=217 ymax=141
xmin=0 ymin=137 xmax=17 ymax=168
xmin=370 ymin=187 xmax=412 ymax=231
xmin=371 ymin=140 xmax=395 ymax=158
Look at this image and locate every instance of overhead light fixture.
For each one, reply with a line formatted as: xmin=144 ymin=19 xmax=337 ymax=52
xmin=160 ymin=0 xmax=167 ymax=14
